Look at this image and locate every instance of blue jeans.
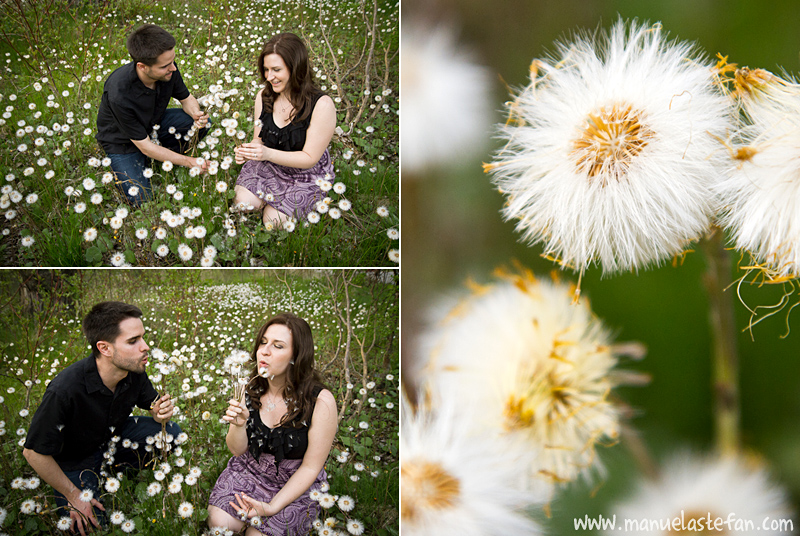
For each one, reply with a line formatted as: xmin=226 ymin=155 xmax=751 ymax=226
xmin=107 ymin=108 xmax=210 ymax=206
xmin=54 ymin=416 xmax=182 ymax=520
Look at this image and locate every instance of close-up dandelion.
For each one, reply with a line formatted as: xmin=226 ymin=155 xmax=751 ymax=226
xmin=420 ymin=267 xmax=627 ymax=491
xmin=401 ymin=394 xmax=542 ymax=536
xmin=717 ymin=68 xmax=800 ymax=280
xmin=402 ymin=0 xmax=800 ymax=533
xmin=488 ymin=19 xmax=733 ymax=276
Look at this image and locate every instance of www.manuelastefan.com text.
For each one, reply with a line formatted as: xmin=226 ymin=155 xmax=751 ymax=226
xmin=574 ymin=512 xmax=794 ymax=532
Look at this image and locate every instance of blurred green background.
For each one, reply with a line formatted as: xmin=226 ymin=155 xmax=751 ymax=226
xmin=401 ymin=0 xmax=800 ymax=532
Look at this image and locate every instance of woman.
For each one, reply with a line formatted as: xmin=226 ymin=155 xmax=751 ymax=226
xmin=208 ymin=313 xmax=338 ymax=536
xmin=233 ymin=33 xmax=337 ymax=225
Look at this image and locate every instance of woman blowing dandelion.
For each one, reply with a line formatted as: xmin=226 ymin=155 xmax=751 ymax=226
xmin=208 ymin=313 xmax=337 ymax=536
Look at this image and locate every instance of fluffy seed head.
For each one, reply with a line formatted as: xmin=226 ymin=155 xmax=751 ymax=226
xmin=605 ymin=453 xmax=794 ymax=536
xmin=420 ymin=267 xmax=624 ymax=489
xmin=717 ymin=69 xmax=800 ymax=279
xmin=401 ymin=394 xmax=542 ymax=536
xmin=489 ymin=19 xmax=733 ymax=274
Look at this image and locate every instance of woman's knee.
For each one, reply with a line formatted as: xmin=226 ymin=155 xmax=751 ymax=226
xmin=233 ymin=186 xmax=263 ymax=211
xmin=208 ymin=505 xmax=242 ymax=530
xmin=262 ymin=205 xmax=289 ymax=225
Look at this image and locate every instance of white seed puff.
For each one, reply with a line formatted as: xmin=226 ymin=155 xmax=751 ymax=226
xmin=401 ymin=393 xmax=542 ymax=536
xmin=717 ymin=68 xmax=800 ymax=279
xmin=489 ymin=20 xmax=733 ymax=274
xmin=420 ymin=267 xmax=624 ymax=492
xmin=605 ymin=452 xmax=794 ymax=536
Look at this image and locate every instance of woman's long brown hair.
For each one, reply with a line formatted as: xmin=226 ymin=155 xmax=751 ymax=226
xmin=245 ymin=312 xmax=327 ymax=428
xmin=257 ymin=32 xmax=324 ymax=124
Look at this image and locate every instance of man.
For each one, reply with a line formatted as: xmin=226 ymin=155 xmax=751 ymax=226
xmin=23 ymin=302 xmax=179 ymax=535
xmin=96 ymin=24 xmax=210 ymax=206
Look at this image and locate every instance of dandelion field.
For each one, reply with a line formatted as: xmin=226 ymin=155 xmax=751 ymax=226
xmin=0 ymin=269 xmax=399 ymax=535
xmin=0 ymin=0 xmax=399 ymax=267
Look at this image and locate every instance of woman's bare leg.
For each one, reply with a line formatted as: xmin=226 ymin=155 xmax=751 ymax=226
xmin=207 ymin=505 xmax=246 ymax=533
xmin=233 ymin=185 xmax=265 ymax=212
xmin=262 ymin=204 xmax=290 ymax=227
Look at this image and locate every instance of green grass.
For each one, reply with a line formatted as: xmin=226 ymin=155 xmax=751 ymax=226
xmin=0 ymin=269 xmax=399 ymax=535
xmin=0 ymin=0 xmax=399 ymax=267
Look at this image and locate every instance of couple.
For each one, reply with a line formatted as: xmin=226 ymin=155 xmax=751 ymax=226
xmin=98 ymin=24 xmax=336 ymax=226
xmin=22 ymin=302 xmax=337 ymax=536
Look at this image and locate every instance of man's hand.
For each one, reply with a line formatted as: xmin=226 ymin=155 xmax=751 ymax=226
xmin=191 ymin=110 xmax=209 ymax=129
xmin=151 ymin=394 xmax=175 ymax=424
xmin=184 ymin=156 xmax=210 ymax=172
xmin=68 ymin=492 xmax=105 ymax=536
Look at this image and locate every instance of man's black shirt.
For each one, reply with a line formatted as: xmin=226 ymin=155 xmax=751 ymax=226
xmin=24 ymin=356 xmax=158 ymax=471
xmin=95 ymin=61 xmax=190 ymax=154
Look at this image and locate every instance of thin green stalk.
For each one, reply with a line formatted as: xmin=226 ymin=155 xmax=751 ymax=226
xmin=701 ymin=229 xmax=740 ymax=456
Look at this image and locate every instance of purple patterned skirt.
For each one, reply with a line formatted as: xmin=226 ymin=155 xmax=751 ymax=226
xmin=208 ymin=451 xmax=327 ymax=536
xmin=236 ymin=149 xmax=334 ymax=220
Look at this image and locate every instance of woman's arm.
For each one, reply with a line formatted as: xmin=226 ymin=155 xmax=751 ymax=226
xmin=237 ymin=95 xmax=337 ymax=170
xmin=238 ymin=389 xmax=338 ymax=517
xmin=223 ymin=398 xmax=250 ymax=456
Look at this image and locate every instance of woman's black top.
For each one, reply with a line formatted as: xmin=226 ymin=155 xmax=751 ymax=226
xmin=245 ymin=385 xmax=323 ymax=464
xmin=258 ymin=93 xmax=325 ymax=152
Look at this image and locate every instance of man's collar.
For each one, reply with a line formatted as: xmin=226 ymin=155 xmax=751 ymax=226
xmin=126 ymin=62 xmax=156 ymax=94
xmin=84 ymin=355 xmax=108 ymax=394
xmin=85 ymin=355 xmax=131 ymax=395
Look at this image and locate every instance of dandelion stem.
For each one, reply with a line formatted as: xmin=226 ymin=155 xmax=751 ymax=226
xmin=700 ymin=229 xmax=740 ymax=456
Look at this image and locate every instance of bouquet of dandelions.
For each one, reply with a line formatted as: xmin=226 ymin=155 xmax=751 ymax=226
xmin=184 ymin=84 xmax=241 ymax=159
xmin=225 ymin=349 xmax=252 ymax=403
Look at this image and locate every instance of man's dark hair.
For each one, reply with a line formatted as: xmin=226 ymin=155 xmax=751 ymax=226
xmin=126 ymin=24 xmax=175 ymax=66
xmin=83 ymin=302 xmax=143 ymax=358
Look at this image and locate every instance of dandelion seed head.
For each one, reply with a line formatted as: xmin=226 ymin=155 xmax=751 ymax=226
xmin=489 ymin=19 xmax=734 ymax=274
xmin=401 ymin=395 xmax=541 ymax=536
xmin=605 ymin=453 xmax=794 ymax=536
xmin=422 ymin=267 xmax=623 ymax=489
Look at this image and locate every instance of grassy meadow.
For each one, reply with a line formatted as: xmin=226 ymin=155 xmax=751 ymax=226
xmin=0 ymin=0 xmax=399 ymax=267
xmin=0 ymin=269 xmax=399 ymax=535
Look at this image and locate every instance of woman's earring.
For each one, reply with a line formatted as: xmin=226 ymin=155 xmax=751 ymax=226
xmin=290 ymin=360 xmax=295 ymax=365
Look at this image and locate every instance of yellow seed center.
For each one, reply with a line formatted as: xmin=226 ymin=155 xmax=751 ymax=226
xmin=504 ymin=371 xmax=572 ymax=431
xmin=401 ymin=460 xmax=461 ymax=522
xmin=572 ymin=103 xmax=653 ymax=184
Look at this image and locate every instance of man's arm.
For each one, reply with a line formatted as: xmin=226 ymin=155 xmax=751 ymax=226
xmin=22 ymin=449 xmax=105 ymax=536
xmin=131 ymin=137 xmax=207 ymax=170
xmin=179 ymin=95 xmax=209 ymax=128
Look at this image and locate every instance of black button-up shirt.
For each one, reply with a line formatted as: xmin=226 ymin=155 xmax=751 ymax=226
xmin=95 ymin=61 xmax=191 ymax=154
xmin=24 ymin=356 xmax=158 ymax=471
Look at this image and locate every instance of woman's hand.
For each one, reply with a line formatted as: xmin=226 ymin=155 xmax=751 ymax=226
xmin=222 ymin=398 xmax=250 ymax=427
xmin=229 ymin=492 xmax=279 ymax=518
xmin=234 ymin=142 xmax=268 ymax=163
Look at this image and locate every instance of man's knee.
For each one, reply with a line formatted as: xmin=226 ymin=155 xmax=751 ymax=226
xmin=165 ymin=420 xmax=182 ymax=436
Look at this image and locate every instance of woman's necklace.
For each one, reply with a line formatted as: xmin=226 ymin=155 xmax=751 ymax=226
xmin=277 ymin=96 xmax=292 ymax=114
xmin=264 ymin=390 xmax=283 ymax=412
